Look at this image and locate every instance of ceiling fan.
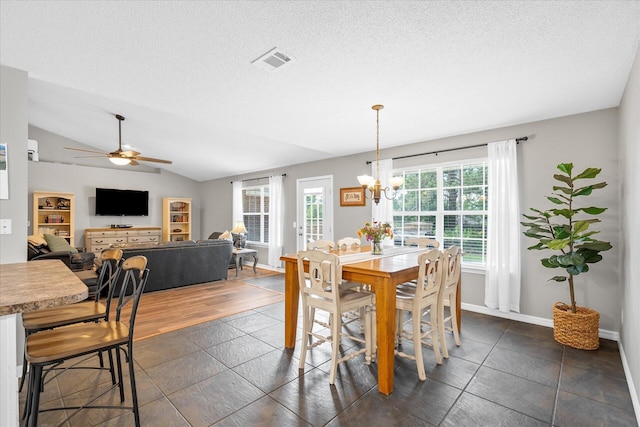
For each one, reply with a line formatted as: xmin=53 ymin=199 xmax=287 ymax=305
xmin=65 ymin=114 xmax=172 ymax=165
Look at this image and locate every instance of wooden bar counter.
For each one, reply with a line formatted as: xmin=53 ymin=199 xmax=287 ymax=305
xmin=0 ymin=260 xmax=88 ymax=427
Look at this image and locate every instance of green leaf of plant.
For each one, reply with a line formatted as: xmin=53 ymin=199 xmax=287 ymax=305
xmin=557 ymin=253 xmax=584 ymax=267
xmin=574 ymin=231 xmax=600 ymax=241
xmin=584 ymin=254 xmax=602 ymax=263
xmin=554 ymin=225 xmax=571 ymax=239
xmin=522 ymin=214 xmax=540 ymax=220
xmin=567 ymin=265 xmax=581 ymax=275
xmin=527 ymin=242 xmax=545 ymax=250
xmin=547 ymin=238 xmax=570 ymax=250
xmin=549 ymin=276 xmax=567 ymax=282
xmin=557 ymin=163 xmax=573 ymax=175
xmin=581 ymin=206 xmax=607 ymax=215
xmin=553 ymin=209 xmax=574 ymax=219
xmin=590 ymin=182 xmax=607 ymax=189
xmin=574 ymin=167 xmax=601 ymax=180
xmin=553 ymin=174 xmax=572 ymax=185
xmin=577 ymin=241 xmax=612 ymax=251
xmin=524 ymin=232 xmax=549 ymax=240
xmin=573 ymin=186 xmax=593 ymax=197
xmin=573 ymin=221 xmax=589 ymax=234
xmin=552 ymin=186 xmax=573 ymax=195
xmin=541 ymin=258 xmax=559 ymax=268
xmin=547 ymin=196 xmax=564 ymax=205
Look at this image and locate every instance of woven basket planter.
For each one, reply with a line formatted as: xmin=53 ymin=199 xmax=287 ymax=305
xmin=552 ymin=302 xmax=600 ymax=350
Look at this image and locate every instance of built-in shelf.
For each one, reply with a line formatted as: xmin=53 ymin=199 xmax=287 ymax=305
xmin=33 ymin=191 xmax=74 ymax=243
xmin=162 ymin=197 xmax=192 ymax=242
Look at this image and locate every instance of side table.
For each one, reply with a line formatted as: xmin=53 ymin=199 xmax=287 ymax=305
xmin=232 ymin=248 xmax=258 ymax=277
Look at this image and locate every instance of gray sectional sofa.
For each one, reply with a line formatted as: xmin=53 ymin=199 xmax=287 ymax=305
xmin=113 ymin=239 xmax=233 ymax=293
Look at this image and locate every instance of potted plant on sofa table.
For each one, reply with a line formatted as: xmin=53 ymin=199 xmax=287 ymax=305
xmin=521 ymin=163 xmax=612 ymax=350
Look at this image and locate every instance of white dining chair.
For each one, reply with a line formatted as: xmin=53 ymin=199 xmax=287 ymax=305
xmin=438 ymin=245 xmax=462 ymax=358
xmin=395 ymin=248 xmax=445 ymax=380
xmin=306 ymin=239 xmax=335 ymax=251
xmin=297 ymin=250 xmax=375 ymax=384
xmin=337 ymin=237 xmax=361 ymax=251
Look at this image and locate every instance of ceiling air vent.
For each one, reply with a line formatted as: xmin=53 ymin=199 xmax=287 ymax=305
xmin=251 ymin=47 xmax=294 ymax=71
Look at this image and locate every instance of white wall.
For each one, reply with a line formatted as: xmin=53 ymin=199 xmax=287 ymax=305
xmin=618 ymin=44 xmax=640 ymax=416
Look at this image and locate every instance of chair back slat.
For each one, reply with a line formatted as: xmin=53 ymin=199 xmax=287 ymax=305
xmin=406 ymin=238 xmax=440 ymax=249
xmin=95 ymin=249 xmax=124 ymax=303
xmin=443 ymin=246 xmax=462 ymax=291
xmin=337 ymin=237 xmax=361 ymax=251
xmin=306 ymin=239 xmax=335 ymax=251
xmin=414 ymin=249 xmax=444 ymax=303
xmin=113 ymin=256 xmax=149 ymax=326
xmin=297 ymin=250 xmax=341 ymax=303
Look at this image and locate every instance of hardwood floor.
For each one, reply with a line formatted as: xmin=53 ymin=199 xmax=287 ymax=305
xmin=115 ymin=268 xmax=284 ymax=341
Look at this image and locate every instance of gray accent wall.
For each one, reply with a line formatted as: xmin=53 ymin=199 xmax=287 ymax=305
xmin=618 ymin=44 xmax=639 ymax=414
xmin=28 ymin=159 xmax=202 ymax=248
xmin=0 ymin=65 xmax=29 ymax=265
xmin=202 ymin=108 xmax=621 ymax=332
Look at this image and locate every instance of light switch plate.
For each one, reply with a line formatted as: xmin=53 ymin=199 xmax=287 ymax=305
xmin=0 ymin=219 xmax=11 ymax=234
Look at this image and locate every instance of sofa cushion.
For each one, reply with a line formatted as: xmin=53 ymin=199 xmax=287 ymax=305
xmin=44 ymin=234 xmax=78 ymax=253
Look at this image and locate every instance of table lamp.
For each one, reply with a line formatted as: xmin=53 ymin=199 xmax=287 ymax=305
xmin=231 ymin=221 xmax=247 ymax=248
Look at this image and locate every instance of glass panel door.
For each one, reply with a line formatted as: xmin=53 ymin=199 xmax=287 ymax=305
xmin=296 ymin=176 xmax=333 ymax=251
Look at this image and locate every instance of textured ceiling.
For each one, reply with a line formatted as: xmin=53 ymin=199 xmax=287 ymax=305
xmin=1 ymin=1 xmax=639 ymax=181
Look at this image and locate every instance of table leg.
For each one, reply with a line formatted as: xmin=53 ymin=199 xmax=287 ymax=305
xmin=234 ymin=255 xmax=240 ymax=277
xmin=251 ymin=254 xmax=258 ymax=273
xmin=284 ymin=261 xmax=300 ymax=348
xmin=374 ymin=277 xmax=396 ymax=395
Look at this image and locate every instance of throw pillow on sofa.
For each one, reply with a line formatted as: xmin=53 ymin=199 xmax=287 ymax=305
xmin=44 ymin=233 xmax=78 ymax=253
xmin=218 ymin=230 xmax=233 ymax=241
xmin=28 ymin=234 xmax=47 ymax=247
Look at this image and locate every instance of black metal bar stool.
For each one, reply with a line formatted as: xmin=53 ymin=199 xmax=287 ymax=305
xmin=23 ymin=255 xmax=149 ymax=427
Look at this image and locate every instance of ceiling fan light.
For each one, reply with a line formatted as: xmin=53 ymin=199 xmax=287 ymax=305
xmin=109 ymin=156 xmax=131 ymax=166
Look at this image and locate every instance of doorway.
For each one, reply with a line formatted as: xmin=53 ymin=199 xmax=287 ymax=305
xmin=296 ymin=176 xmax=333 ymax=251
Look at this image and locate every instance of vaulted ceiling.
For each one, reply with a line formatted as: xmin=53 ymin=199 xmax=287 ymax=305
xmin=1 ymin=1 xmax=639 ymax=181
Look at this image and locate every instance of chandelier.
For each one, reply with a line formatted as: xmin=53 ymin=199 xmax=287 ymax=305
xmin=357 ymin=105 xmax=404 ymax=205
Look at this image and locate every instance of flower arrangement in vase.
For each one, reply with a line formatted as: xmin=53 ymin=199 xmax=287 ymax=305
xmin=357 ymin=221 xmax=393 ymax=254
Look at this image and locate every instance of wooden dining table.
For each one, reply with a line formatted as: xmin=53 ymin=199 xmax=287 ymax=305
xmin=281 ymin=246 xmax=461 ymax=395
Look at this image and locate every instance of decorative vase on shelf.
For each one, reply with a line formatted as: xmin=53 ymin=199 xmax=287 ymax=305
xmin=372 ymin=240 xmax=383 ymax=255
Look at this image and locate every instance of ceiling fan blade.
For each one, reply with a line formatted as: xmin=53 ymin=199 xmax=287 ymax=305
xmin=66 ymin=115 xmax=173 ymax=167
xmin=132 ymin=156 xmax=173 ymax=164
xmin=121 ymin=150 xmax=140 ymax=157
xmin=74 ymin=155 xmax=108 ymax=159
xmin=64 ymin=146 xmax=108 ymax=155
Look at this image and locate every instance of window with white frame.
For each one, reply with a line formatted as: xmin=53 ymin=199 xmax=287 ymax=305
xmin=392 ymin=159 xmax=488 ymax=267
xmin=243 ymin=184 xmax=270 ymax=244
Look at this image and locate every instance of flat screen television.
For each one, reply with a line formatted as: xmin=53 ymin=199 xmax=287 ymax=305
xmin=95 ymin=188 xmax=149 ymax=216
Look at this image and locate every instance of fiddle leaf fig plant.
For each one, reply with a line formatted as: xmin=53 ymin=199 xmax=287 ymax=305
xmin=521 ymin=163 xmax=612 ymax=313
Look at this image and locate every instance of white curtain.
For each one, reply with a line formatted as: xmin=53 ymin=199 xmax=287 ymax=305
xmin=232 ymin=180 xmax=243 ymax=228
xmin=485 ymin=139 xmax=521 ymax=313
xmin=371 ymin=158 xmax=395 ymax=247
xmin=268 ymin=175 xmax=284 ymax=267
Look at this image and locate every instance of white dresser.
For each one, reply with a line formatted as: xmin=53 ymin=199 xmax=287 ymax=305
xmin=84 ymin=227 xmax=162 ymax=255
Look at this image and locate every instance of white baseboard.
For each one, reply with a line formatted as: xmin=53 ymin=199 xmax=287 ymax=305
xmin=460 ymin=303 xmax=620 ymax=341
xmin=618 ymin=342 xmax=640 ymax=426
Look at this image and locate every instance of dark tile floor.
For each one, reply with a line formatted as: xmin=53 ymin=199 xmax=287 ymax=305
xmin=21 ymin=279 xmax=637 ymax=426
